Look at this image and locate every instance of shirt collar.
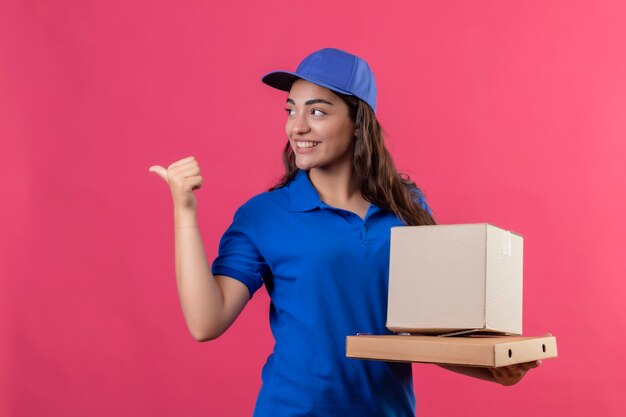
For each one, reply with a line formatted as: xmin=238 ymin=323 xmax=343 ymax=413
xmin=289 ymin=169 xmax=382 ymax=216
xmin=289 ymin=169 xmax=321 ymax=212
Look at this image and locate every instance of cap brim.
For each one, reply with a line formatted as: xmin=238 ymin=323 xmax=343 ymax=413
xmin=261 ymin=71 xmax=355 ymax=98
xmin=261 ymin=71 xmax=301 ymax=92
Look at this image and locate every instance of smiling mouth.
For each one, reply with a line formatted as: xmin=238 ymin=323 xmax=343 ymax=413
xmin=295 ymin=141 xmax=320 ymax=148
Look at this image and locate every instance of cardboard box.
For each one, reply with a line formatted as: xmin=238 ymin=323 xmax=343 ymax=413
xmin=387 ymin=224 xmax=523 ymax=335
xmin=346 ymin=334 xmax=557 ymax=367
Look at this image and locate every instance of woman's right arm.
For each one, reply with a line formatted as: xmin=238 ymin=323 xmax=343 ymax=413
xmin=174 ymin=206 xmax=250 ymax=341
xmin=150 ymin=156 xmax=250 ymax=342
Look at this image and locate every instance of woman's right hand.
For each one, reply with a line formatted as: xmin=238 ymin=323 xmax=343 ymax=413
xmin=149 ymin=156 xmax=203 ymax=211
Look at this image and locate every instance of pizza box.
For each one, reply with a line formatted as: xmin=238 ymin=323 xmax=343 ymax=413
xmin=346 ymin=334 xmax=557 ymax=367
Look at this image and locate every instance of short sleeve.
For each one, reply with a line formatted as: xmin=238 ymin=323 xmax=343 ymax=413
xmin=211 ymin=206 xmax=269 ymax=299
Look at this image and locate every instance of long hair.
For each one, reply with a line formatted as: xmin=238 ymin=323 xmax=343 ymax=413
xmin=268 ymin=93 xmax=436 ymax=226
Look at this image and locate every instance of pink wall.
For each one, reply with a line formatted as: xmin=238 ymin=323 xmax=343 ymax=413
xmin=1 ymin=1 xmax=624 ymax=416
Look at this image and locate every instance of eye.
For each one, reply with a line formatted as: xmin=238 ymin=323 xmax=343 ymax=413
xmin=311 ymin=108 xmax=326 ymax=116
xmin=284 ymin=108 xmax=295 ymax=116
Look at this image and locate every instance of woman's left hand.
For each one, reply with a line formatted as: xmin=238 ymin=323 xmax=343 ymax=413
xmin=488 ymin=360 xmax=542 ymax=386
xmin=488 ymin=332 xmax=552 ymax=386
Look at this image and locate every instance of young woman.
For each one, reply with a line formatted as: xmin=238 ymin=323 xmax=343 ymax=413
xmin=149 ymin=48 xmax=541 ymax=417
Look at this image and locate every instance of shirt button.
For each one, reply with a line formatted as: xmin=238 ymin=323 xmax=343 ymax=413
xmin=363 ymin=225 xmax=368 ymax=231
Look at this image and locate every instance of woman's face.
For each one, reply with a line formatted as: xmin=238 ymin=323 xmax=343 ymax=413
xmin=285 ymin=79 xmax=357 ymax=172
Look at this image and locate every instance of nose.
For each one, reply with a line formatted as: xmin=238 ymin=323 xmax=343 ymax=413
xmin=289 ymin=111 xmax=310 ymax=136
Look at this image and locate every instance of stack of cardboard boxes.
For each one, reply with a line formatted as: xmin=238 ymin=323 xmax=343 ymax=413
xmin=346 ymin=224 xmax=557 ymax=367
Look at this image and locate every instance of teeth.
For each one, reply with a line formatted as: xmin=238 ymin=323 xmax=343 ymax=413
xmin=297 ymin=141 xmax=318 ymax=148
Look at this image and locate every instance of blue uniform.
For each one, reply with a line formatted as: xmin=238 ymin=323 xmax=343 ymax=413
xmin=212 ymin=169 xmax=432 ymax=417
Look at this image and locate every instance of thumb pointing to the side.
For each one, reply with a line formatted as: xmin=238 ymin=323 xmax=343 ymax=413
xmin=148 ymin=165 xmax=169 ymax=183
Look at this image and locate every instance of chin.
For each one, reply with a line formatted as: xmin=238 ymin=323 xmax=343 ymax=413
xmin=293 ymin=154 xmax=313 ymax=169
xmin=295 ymin=161 xmax=315 ymax=171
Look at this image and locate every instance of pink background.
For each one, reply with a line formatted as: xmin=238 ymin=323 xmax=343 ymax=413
xmin=2 ymin=1 xmax=625 ymax=416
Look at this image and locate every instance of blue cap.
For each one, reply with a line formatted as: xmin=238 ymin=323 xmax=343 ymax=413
xmin=261 ymin=47 xmax=378 ymax=113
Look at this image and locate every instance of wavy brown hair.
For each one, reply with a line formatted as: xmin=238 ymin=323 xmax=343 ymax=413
xmin=268 ymin=92 xmax=436 ymax=226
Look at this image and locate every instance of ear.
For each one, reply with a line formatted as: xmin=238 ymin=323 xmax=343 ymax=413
xmin=354 ymin=126 xmax=360 ymax=137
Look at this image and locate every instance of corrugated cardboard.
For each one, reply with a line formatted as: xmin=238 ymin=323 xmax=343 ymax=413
xmin=387 ymin=224 xmax=523 ymax=335
xmin=346 ymin=334 xmax=557 ymax=367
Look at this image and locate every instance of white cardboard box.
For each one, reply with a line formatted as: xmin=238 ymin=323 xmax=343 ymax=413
xmin=387 ymin=224 xmax=523 ymax=335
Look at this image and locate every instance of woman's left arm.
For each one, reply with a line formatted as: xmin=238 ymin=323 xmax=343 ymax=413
xmin=437 ymin=360 xmax=541 ymax=386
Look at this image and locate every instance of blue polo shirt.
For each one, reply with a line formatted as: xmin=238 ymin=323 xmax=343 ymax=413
xmin=211 ymin=169 xmax=432 ymax=417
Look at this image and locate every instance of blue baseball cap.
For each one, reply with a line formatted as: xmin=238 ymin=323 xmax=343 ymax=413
xmin=261 ymin=47 xmax=378 ymax=113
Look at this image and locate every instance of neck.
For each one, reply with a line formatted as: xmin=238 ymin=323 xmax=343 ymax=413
xmin=307 ymin=162 xmax=361 ymax=205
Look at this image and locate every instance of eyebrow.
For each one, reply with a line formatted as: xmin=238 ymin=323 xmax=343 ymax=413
xmin=286 ymin=98 xmax=334 ymax=106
